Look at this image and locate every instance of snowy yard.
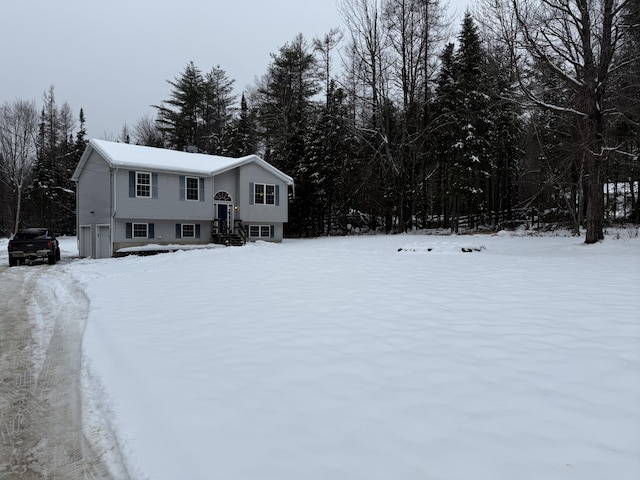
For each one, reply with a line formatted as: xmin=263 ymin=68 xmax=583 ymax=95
xmin=3 ymin=231 xmax=640 ymax=479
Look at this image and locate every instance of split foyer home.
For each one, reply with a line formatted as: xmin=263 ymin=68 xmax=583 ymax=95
xmin=71 ymin=139 xmax=294 ymax=258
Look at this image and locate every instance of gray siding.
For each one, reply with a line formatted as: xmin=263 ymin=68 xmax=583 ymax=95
xmin=238 ymin=163 xmax=289 ymax=224
xmin=112 ymin=218 xmax=212 ymax=250
xmin=213 ymin=170 xmax=237 ymax=201
xmin=244 ymin=222 xmax=284 ymax=242
xmin=115 ymin=169 xmax=214 ymax=220
xmin=76 ymin=151 xmax=112 ymax=256
xmin=77 ymin=151 xmax=112 ymax=227
xmin=75 ymin=145 xmax=292 ymax=254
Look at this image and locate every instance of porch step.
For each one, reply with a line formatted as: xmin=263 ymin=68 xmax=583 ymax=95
xmin=213 ymin=233 xmax=245 ymax=246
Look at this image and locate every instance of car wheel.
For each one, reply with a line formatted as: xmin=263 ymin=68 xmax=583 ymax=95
xmin=56 ymin=247 xmax=61 ymax=261
xmin=9 ymin=257 xmax=17 ymax=267
xmin=48 ymin=253 xmax=56 ymax=265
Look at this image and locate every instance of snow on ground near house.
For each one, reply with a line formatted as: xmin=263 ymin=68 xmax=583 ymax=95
xmin=4 ymin=232 xmax=640 ymax=479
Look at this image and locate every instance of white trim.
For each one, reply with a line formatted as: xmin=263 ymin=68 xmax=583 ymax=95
xmin=136 ymin=171 xmax=152 ymax=198
xmin=181 ymin=223 xmax=196 ymax=238
xmin=185 ymin=176 xmax=200 ymax=201
xmin=249 ymin=225 xmax=272 ymax=238
xmin=132 ymin=222 xmax=148 ymax=238
xmin=254 ymin=182 xmax=276 ymax=205
xmin=214 ymin=190 xmax=233 ymax=202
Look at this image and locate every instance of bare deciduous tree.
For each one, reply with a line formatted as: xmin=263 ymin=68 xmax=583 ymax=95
xmin=133 ymin=114 xmax=165 ymax=147
xmin=489 ymin=0 xmax=633 ymax=243
xmin=0 ymin=99 xmax=38 ymax=234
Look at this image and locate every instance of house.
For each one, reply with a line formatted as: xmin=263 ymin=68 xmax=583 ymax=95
xmin=71 ymin=139 xmax=294 ymax=258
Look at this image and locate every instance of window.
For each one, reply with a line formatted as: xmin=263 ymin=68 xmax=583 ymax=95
xmin=265 ymin=184 xmax=275 ymax=205
xmin=254 ymin=183 xmax=265 ymax=204
xmin=249 ymin=225 xmax=273 ymax=238
xmin=253 ymin=183 xmax=278 ymax=205
xmin=133 ymin=223 xmax=148 ymax=238
xmin=186 ymin=177 xmax=199 ymax=201
xmin=214 ymin=191 xmax=232 ymax=202
xmin=175 ymin=223 xmax=200 ymax=239
xmin=126 ymin=222 xmax=154 ymax=239
xmin=136 ymin=172 xmax=151 ymax=197
xmin=182 ymin=224 xmax=195 ymax=238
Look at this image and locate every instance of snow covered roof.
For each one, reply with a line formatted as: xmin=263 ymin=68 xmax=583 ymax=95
xmin=72 ymin=139 xmax=294 ymax=185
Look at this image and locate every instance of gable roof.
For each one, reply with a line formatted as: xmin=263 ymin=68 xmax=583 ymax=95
xmin=72 ymin=139 xmax=294 ymax=185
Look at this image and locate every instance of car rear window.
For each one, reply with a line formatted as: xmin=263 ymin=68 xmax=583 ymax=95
xmin=15 ymin=229 xmax=48 ymax=240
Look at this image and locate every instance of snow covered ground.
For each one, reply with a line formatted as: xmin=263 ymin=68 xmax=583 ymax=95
xmin=2 ymin=230 xmax=640 ymax=479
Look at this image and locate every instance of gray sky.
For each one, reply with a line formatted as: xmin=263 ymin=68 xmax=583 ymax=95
xmin=1 ymin=0 xmax=469 ymax=139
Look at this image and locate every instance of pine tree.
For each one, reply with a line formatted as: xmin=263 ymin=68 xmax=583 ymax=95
xmin=484 ymin=47 xmax=522 ymax=226
xmin=255 ymin=34 xmax=319 ymax=167
xmin=201 ymin=66 xmax=236 ymax=154
xmin=305 ymin=81 xmax=353 ymax=234
xmin=29 ymin=87 xmax=80 ymax=233
xmin=224 ymin=93 xmax=258 ymax=157
xmin=254 ymin=34 xmax=320 ymax=235
xmin=154 ymin=62 xmax=237 ymax=154
xmin=432 ymin=42 xmax=460 ymax=229
xmin=155 ymin=61 xmax=205 ymax=151
xmin=452 ymin=12 xmax=491 ymax=229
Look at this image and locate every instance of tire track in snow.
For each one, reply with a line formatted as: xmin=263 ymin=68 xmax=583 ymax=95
xmin=0 ymin=263 xmax=124 ymax=479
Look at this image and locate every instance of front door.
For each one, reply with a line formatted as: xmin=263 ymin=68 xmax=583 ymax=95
xmin=217 ymin=203 xmax=233 ymax=234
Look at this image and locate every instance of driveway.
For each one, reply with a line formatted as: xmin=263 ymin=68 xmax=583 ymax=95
xmin=0 ymin=259 xmax=124 ymax=479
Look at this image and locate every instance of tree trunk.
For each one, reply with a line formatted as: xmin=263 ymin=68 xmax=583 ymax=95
xmin=584 ymin=152 xmax=604 ymax=244
xmin=13 ymin=187 xmax=22 ymax=234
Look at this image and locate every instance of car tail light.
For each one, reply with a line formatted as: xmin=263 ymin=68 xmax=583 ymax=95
xmin=47 ymin=240 xmax=52 ymax=249
xmin=7 ymin=241 xmax=12 ymax=251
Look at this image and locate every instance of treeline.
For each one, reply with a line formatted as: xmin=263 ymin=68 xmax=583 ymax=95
xmin=1 ymin=0 xmax=639 ymax=241
xmin=0 ymin=87 xmax=87 ymax=235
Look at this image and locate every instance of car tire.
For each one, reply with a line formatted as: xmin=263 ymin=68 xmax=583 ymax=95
xmin=48 ymin=253 xmax=56 ymax=265
xmin=9 ymin=257 xmax=17 ymax=267
xmin=56 ymin=247 xmax=61 ymax=261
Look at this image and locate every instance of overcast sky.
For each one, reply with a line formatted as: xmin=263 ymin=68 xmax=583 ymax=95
xmin=2 ymin=0 xmax=469 ymax=139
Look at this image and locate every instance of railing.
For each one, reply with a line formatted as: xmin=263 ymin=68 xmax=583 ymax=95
xmin=211 ymin=218 xmax=246 ymax=246
xmin=235 ymin=219 xmax=246 ymax=244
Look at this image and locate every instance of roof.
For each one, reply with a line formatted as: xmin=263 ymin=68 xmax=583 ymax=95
xmin=71 ymin=139 xmax=294 ymax=185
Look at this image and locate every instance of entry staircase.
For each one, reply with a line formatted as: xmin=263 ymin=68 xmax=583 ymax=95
xmin=212 ymin=219 xmax=246 ymax=246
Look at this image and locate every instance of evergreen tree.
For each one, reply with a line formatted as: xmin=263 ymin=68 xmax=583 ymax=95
xmin=224 ymin=93 xmax=258 ymax=157
xmin=484 ymin=47 xmax=522 ymax=226
xmin=30 ymin=86 xmax=79 ymax=232
xmin=254 ymin=34 xmax=320 ymax=235
xmin=154 ymin=62 xmax=237 ymax=154
xmin=305 ymin=81 xmax=354 ymax=234
xmin=201 ymin=66 xmax=237 ymax=154
xmin=432 ymin=42 xmax=459 ymax=229
xmin=255 ymin=34 xmax=319 ymax=166
xmin=451 ymin=12 xmax=491 ymax=230
xmin=155 ymin=61 xmax=205 ymax=151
